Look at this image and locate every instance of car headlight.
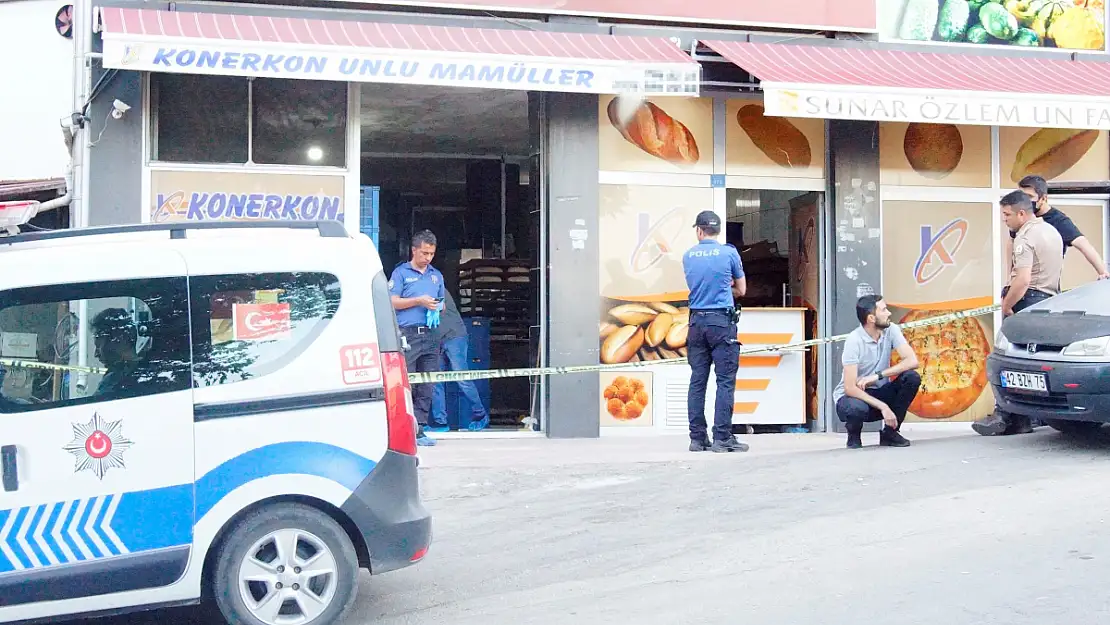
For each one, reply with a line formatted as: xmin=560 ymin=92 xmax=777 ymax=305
xmin=994 ymin=331 xmax=1012 ymax=351
xmin=1061 ymin=336 xmax=1110 ymax=358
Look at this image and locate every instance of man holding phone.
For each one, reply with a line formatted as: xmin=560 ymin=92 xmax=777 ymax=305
xmin=390 ymin=230 xmax=446 ymax=447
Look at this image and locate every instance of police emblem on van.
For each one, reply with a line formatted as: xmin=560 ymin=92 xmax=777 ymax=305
xmin=62 ymin=413 xmax=133 ymax=480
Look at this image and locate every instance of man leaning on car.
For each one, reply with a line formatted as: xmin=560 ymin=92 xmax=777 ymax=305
xmin=972 ymin=190 xmax=1064 ymax=437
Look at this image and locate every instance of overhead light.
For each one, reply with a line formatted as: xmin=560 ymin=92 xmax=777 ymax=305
xmin=306 ymin=146 xmax=324 ymax=162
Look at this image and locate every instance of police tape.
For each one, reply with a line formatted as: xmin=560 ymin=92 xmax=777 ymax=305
xmin=0 ymin=303 xmax=1003 ymax=384
xmin=407 ymin=303 xmax=1003 ymax=385
xmin=0 ymin=358 xmax=105 ymax=375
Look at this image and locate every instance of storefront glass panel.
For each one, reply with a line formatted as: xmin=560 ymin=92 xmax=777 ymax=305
xmin=598 ymin=94 xmax=825 ymax=433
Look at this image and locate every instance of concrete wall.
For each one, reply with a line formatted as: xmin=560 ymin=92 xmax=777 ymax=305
xmin=0 ymin=0 xmax=74 ymax=181
xmin=825 ymin=119 xmax=882 ymax=432
xmin=543 ymin=92 xmax=600 ymax=438
xmin=85 ymin=69 xmax=143 ymax=225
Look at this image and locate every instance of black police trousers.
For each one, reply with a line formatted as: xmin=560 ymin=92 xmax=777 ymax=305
xmin=1001 ymin=286 xmax=1053 ymax=314
xmin=401 ymin=325 xmax=441 ymax=426
xmin=687 ymin=311 xmax=740 ymax=443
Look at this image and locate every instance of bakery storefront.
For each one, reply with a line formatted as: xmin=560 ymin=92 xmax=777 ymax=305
xmin=86 ymin=0 xmax=1110 ymax=437
xmin=92 ymin=1 xmax=702 ymax=437
xmin=697 ymin=37 xmax=1110 ymax=430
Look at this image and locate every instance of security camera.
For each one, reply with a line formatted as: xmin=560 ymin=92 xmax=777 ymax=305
xmin=110 ymin=99 xmax=131 ymax=120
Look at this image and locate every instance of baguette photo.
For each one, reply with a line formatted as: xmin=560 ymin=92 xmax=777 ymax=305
xmin=606 ymin=97 xmax=700 ymax=165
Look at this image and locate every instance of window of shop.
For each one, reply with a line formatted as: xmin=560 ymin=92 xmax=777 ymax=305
xmin=150 ymin=74 xmax=347 ymax=167
xmin=596 ymin=94 xmax=824 ymax=433
xmin=189 ymin=272 xmax=341 ymax=388
xmin=0 ymin=278 xmax=192 ymax=413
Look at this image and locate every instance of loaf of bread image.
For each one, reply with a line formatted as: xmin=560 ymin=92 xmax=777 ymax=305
xmin=904 ymin=123 xmax=963 ymax=179
xmin=1010 ymin=128 xmax=1099 ymax=184
xmin=736 ymin=104 xmax=811 ymax=168
xmin=607 ymin=98 xmax=700 ymax=165
xmin=891 ymin=310 xmax=990 ymax=420
xmin=599 ymin=301 xmax=689 ymax=363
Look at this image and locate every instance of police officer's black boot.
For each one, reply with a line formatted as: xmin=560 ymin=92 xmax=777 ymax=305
xmin=711 ymin=436 xmax=749 ymax=453
xmin=689 ymin=438 xmax=711 ymax=452
xmin=972 ymin=409 xmax=1011 ymax=436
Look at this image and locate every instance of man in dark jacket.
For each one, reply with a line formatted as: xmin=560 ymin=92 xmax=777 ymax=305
xmin=428 ymin=290 xmax=490 ymax=432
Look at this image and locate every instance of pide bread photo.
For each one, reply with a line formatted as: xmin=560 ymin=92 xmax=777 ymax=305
xmin=892 ymin=310 xmax=991 ymax=420
xmin=736 ymin=104 xmax=812 ymax=168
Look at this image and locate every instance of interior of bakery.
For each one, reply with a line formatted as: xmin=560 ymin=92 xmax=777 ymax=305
xmin=724 ymin=187 xmax=822 ymax=426
xmin=359 ymin=83 xmax=540 ymax=432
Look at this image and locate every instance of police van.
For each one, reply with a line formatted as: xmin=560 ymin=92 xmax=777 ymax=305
xmin=0 ymin=220 xmax=431 ymax=624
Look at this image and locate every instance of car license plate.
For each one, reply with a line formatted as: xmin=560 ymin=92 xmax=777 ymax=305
xmin=1000 ymin=370 xmax=1048 ymax=393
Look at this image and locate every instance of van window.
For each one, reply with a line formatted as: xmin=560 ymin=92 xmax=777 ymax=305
xmin=190 ymin=272 xmax=341 ymax=387
xmin=0 ymin=279 xmax=192 ymax=413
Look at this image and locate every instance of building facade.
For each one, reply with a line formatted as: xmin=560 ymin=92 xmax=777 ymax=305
xmin=74 ymin=0 xmax=1110 ymax=437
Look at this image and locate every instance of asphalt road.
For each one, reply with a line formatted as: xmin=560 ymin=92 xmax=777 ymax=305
xmin=59 ymin=427 xmax=1110 ymax=625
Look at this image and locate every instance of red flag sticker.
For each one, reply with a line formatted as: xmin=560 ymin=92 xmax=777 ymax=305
xmin=233 ymin=303 xmax=292 ymax=341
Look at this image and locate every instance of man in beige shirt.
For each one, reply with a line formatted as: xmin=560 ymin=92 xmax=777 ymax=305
xmin=973 ymin=190 xmax=1063 ymax=437
xmin=1000 ymin=190 xmax=1064 ymax=317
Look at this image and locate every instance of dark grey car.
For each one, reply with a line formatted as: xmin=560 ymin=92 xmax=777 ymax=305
xmin=988 ymin=279 xmax=1110 ymax=435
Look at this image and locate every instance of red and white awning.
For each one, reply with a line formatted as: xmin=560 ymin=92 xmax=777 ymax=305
xmin=703 ymin=40 xmax=1110 ymax=130
xmin=98 ymin=7 xmax=700 ymax=96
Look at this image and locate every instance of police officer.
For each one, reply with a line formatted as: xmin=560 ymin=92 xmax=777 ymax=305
xmin=973 ymin=190 xmax=1064 ymax=437
xmin=390 ymin=230 xmax=446 ymax=447
xmin=682 ymin=210 xmax=749 ymax=453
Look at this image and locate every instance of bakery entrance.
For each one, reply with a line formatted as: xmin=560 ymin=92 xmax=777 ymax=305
xmin=359 ymin=84 xmax=541 ymax=434
xmin=724 ymin=188 xmax=823 ymax=431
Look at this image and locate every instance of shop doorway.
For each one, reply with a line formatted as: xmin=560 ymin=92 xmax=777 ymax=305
xmin=359 ymin=84 xmax=540 ymax=434
xmin=725 ymin=188 xmax=823 ymax=430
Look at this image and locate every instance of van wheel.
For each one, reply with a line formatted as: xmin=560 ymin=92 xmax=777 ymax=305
xmin=212 ymin=503 xmax=360 ymax=625
xmin=1045 ymin=420 xmax=1102 ymax=436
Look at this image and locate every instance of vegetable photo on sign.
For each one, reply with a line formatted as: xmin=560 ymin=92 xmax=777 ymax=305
xmin=880 ymin=0 xmax=1106 ymax=51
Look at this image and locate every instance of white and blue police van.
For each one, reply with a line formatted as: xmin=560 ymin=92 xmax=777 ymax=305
xmin=0 ymin=220 xmax=431 ymax=625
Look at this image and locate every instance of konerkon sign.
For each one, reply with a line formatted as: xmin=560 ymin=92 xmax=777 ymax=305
xmin=763 ymin=86 xmax=1110 ymax=131
xmin=101 ymin=39 xmax=700 ymax=97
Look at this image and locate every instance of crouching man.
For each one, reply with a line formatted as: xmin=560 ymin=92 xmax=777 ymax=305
xmin=832 ymin=295 xmax=921 ymax=449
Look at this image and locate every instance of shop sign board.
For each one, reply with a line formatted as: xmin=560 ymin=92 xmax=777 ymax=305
xmin=103 ymin=40 xmax=699 ymax=96
xmin=879 ymin=0 xmax=1107 ymax=52
xmin=764 ymin=86 xmax=1110 ymax=130
xmin=325 ymin=0 xmax=877 ymax=31
xmin=149 ymin=170 xmax=345 ymax=224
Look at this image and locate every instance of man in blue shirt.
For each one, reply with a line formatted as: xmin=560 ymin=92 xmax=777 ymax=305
xmin=682 ymin=210 xmax=749 ymax=453
xmin=390 ymin=230 xmax=446 ymax=447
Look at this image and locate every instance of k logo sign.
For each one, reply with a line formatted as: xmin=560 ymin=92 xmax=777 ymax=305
xmin=914 ymin=218 xmax=968 ymax=285
xmin=629 ymin=207 xmax=689 ymax=273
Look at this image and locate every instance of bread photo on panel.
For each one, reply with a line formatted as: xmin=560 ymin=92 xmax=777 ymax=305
xmin=736 ymin=103 xmax=812 ymax=168
xmin=904 ymin=123 xmax=964 ymax=179
xmin=1010 ymin=128 xmax=1099 ymax=184
xmin=607 ymin=97 xmax=700 ymax=165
